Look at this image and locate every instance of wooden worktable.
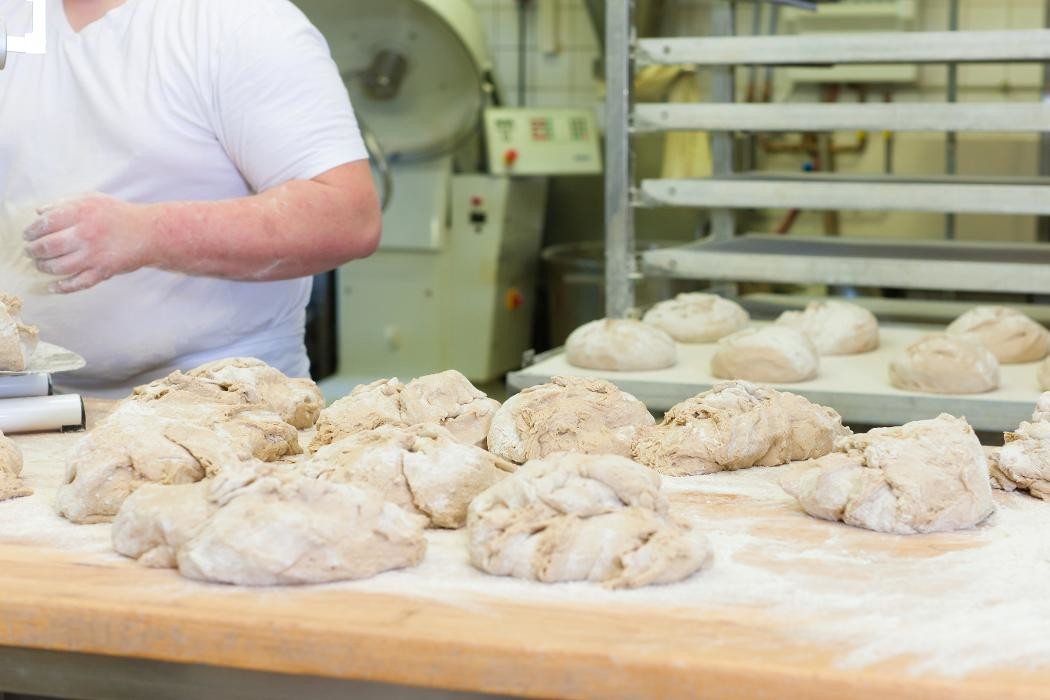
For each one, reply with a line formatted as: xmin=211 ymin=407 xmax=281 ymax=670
xmin=1 ymin=402 xmax=1049 ymax=700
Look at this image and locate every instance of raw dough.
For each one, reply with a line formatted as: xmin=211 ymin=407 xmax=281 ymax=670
xmin=781 ymin=414 xmax=995 ymax=534
xmin=0 ymin=429 xmax=31 ymax=502
xmin=1035 ymin=356 xmax=1050 ymax=392
xmin=988 ymin=392 xmax=1050 ymax=500
xmin=184 ymin=357 xmax=324 ymax=429
xmin=710 ymin=326 xmax=819 ymax=383
xmin=632 ymin=381 xmax=849 ymax=476
xmin=565 ymin=319 xmax=677 ymax=371
xmin=775 ymin=300 xmax=879 ymax=356
xmin=946 ymin=306 xmax=1050 ymax=364
xmin=467 ymin=452 xmax=711 ymax=588
xmin=487 ymin=376 xmax=655 ymax=464
xmin=889 ymin=334 xmax=1000 ymax=395
xmin=642 ymin=293 xmax=749 ymax=343
xmin=310 ymin=370 xmax=500 ymax=451
xmin=0 ymin=294 xmax=39 ymax=372
xmin=303 ymin=423 xmax=515 ymax=528
xmin=56 ymin=368 xmax=303 ymax=524
xmin=112 ymin=463 xmax=427 ymax=585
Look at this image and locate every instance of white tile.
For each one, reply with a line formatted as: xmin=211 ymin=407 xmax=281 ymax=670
xmin=535 ymin=52 xmax=572 ymax=89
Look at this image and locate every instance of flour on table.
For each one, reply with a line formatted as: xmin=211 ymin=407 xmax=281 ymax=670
xmin=889 ymin=333 xmax=999 ymax=395
xmin=710 ymin=326 xmax=819 ymax=383
xmin=55 ymin=360 xmax=317 ymax=524
xmin=946 ymin=305 xmax=1050 ymax=364
xmin=632 ymin=381 xmax=849 ymax=476
xmin=565 ymin=319 xmax=677 ymax=371
xmin=487 ymin=376 xmax=655 ymax=464
xmin=642 ymin=293 xmax=749 ymax=343
xmin=303 ymin=423 xmax=515 ymax=528
xmin=112 ymin=462 xmax=427 ymax=585
xmin=310 ymin=370 xmax=500 ymax=451
xmin=467 ymin=452 xmax=711 ymax=588
xmin=0 ymin=429 xmax=31 ymax=502
xmin=781 ymin=414 xmax=995 ymax=534
xmin=988 ymin=392 xmax=1050 ymax=500
xmin=775 ymin=300 xmax=879 ymax=356
xmin=0 ymin=293 xmax=39 ymax=372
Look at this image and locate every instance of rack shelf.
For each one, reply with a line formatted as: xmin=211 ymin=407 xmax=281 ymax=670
xmin=636 ymin=29 xmax=1050 ymax=66
xmin=633 ymin=103 xmax=1050 ymax=134
xmin=642 ymin=234 xmax=1050 ymax=295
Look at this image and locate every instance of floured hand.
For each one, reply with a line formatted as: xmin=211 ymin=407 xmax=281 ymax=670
xmin=23 ymin=193 xmax=155 ymax=293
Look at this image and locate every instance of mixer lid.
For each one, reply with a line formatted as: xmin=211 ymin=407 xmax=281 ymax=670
xmin=296 ymin=0 xmax=494 ymax=161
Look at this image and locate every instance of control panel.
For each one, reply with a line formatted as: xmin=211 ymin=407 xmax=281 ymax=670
xmin=483 ymin=108 xmax=603 ymax=176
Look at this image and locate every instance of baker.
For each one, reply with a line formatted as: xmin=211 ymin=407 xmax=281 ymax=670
xmin=0 ymin=0 xmax=380 ymax=397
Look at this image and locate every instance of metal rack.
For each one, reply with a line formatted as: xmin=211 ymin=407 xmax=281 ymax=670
xmin=603 ymin=3 xmax=1050 ymax=316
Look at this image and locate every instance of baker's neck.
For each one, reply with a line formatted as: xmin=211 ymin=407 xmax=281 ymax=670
xmin=63 ymin=0 xmax=129 ymax=32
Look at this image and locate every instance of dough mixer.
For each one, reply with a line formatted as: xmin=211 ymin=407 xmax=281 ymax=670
xmin=0 ymin=0 xmax=46 ymax=70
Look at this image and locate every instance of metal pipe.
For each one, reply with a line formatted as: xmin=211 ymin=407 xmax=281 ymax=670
xmin=518 ymin=0 xmax=528 ymax=107
xmin=945 ymin=0 xmax=959 ymax=240
xmin=710 ymin=1 xmax=736 ymax=243
xmin=604 ymin=0 xmax=635 ymax=318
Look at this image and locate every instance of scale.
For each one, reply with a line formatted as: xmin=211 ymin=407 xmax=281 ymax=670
xmin=294 ymin=0 xmax=601 ymax=390
xmin=0 ymin=0 xmax=46 ymax=70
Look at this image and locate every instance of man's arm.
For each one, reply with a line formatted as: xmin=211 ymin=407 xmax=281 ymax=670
xmin=23 ymin=160 xmax=381 ymax=294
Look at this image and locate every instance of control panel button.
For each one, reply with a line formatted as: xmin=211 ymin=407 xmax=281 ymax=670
xmin=504 ymin=148 xmax=519 ymax=167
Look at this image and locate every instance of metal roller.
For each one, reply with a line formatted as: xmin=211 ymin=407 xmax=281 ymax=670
xmin=0 ymin=395 xmax=85 ymax=434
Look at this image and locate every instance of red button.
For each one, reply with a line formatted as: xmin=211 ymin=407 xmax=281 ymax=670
xmin=470 ymin=196 xmax=483 ymax=207
xmin=504 ymin=149 xmax=519 ymax=167
xmin=506 ymin=289 xmax=524 ymax=311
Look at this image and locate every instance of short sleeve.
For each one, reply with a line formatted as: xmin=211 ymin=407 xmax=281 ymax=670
xmin=209 ymin=0 xmax=368 ymax=193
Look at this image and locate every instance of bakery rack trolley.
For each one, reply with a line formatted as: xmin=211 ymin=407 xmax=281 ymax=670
xmin=509 ymin=0 xmax=1050 ymax=432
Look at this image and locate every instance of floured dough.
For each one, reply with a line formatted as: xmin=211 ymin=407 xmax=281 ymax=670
xmin=565 ymin=319 xmax=677 ymax=371
xmin=467 ymin=452 xmax=711 ymax=588
xmin=56 ymin=366 xmax=304 ymax=524
xmin=632 ymin=381 xmax=849 ymax=476
xmin=310 ymin=370 xmax=500 ymax=451
xmin=710 ymin=326 xmax=819 ymax=383
xmin=988 ymin=392 xmax=1050 ymax=500
xmin=0 ymin=430 xmax=31 ymax=502
xmin=642 ymin=293 xmax=749 ymax=343
xmin=889 ymin=334 xmax=999 ymax=395
xmin=487 ymin=376 xmax=655 ymax=464
xmin=112 ymin=463 xmax=426 ymax=585
xmin=0 ymin=294 xmax=39 ymax=372
xmin=183 ymin=357 xmax=324 ymax=429
xmin=775 ymin=300 xmax=879 ymax=356
xmin=303 ymin=423 xmax=515 ymax=528
xmin=781 ymin=414 xmax=995 ymax=534
xmin=946 ymin=306 xmax=1050 ymax=364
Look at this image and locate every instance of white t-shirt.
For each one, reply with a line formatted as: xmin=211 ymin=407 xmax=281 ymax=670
xmin=0 ymin=0 xmax=367 ymax=397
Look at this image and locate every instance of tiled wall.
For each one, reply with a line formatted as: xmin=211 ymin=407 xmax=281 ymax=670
xmin=473 ymin=0 xmax=602 ymax=109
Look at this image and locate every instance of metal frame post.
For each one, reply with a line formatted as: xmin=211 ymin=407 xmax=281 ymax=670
xmin=945 ymin=0 xmax=959 ymax=240
xmin=605 ymin=0 xmax=636 ymax=318
xmin=710 ymin=1 xmax=737 ymax=242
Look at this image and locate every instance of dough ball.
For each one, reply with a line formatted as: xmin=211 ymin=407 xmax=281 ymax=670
xmin=467 ymin=452 xmax=711 ymax=588
xmin=310 ymin=371 xmax=500 ymax=451
xmin=113 ymin=464 xmax=427 ymax=585
xmin=946 ymin=306 xmax=1050 ymax=364
xmin=304 ymin=423 xmax=515 ymax=528
xmin=642 ymin=293 xmax=749 ymax=343
xmin=184 ymin=357 xmax=325 ymax=429
xmin=710 ymin=326 xmax=819 ymax=383
xmin=487 ymin=376 xmax=655 ymax=464
xmin=0 ymin=293 xmax=39 ymax=372
xmin=565 ymin=319 xmax=676 ymax=371
xmin=989 ymin=392 xmax=1050 ymax=500
xmin=55 ymin=400 xmax=301 ymax=524
xmin=1038 ymin=357 xmax=1050 ymax=393
xmin=775 ymin=300 xmax=879 ymax=356
xmin=0 ymin=430 xmax=31 ymax=502
xmin=632 ymin=381 xmax=849 ymax=476
xmin=781 ymin=414 xmax=995 ymax=534
xmin=889 ymin=334 xmax=999 ymax=395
